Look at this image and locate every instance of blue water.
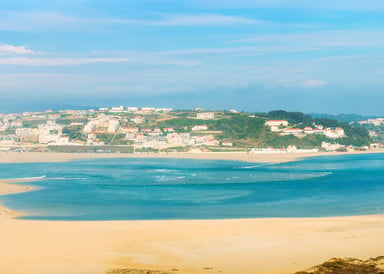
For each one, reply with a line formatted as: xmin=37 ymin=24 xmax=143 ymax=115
xmin=1 ymin=153 xmax=384 ymax=220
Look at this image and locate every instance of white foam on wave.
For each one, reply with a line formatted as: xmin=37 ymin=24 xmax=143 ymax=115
xmin=2 ymin=175 xmax=46 ymax=181
xmin=154 ymin=169 xmax=176 ymax=173
xmin=239 ymin=163 xmax=276 ymax=169
xmin=155 ymin=175 xmax=185 ymax=183
xmin=47 ymin=177 xmax=87 ymax=181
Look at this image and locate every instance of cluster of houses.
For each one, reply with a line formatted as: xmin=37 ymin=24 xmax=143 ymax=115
xmin=0 ymin=108 xmax=230 ymax=149
xmin=83 ymin=118 xmax=222 ymax=148
xmin=358 ymin=117 xmax=384 ymax=138
xmin=15 ymin=121 xmax=70 ymax=145
xmin=1 ymin=108 xmax=382 ymax=152
xmin=359 ymin=118 xmax=384 ymax=126
xmin=265 ymin=120 xmax=346 ymax=139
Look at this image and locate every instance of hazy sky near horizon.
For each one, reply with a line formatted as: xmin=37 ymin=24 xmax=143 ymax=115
xmin=1 ymin=0 xmax=384 ymax=114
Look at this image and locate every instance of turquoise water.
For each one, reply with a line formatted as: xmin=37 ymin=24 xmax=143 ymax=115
xmin=1 ymin=153 xmax=384 ymax=220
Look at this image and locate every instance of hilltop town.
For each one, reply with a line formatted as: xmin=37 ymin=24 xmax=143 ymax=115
xmin=0 ymin=107 xmax=382 ymax=154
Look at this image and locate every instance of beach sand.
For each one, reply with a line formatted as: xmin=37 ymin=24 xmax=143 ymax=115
xmin=1 ymin=150 xmax=383 ymax=164
xmin=0 ymin=151 xmax=384 ymax=273
xmin=0 ymin=178 xmax=37 ymax=219
xmin=0 ymin=216 xmax=384 ymax=274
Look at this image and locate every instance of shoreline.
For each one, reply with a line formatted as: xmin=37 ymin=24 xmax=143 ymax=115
xmin=0 ymin=178 xmax=40 ymax=219
xmin=0 ymin=151 xmax=384 ymax=273
xmin=1 ymin=149 xmax=383 ymax=164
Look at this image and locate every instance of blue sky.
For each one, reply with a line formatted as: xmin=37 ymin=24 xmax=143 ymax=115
xmin=1 ymin=0 xmax=384 ymax=114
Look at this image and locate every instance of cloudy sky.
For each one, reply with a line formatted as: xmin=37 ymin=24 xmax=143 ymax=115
xmin=1 ymin=0 xmax=384 ymax=114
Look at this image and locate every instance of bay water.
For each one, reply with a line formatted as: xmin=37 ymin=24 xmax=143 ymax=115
xmin=1 ymin=153 xmax=384 ymax=220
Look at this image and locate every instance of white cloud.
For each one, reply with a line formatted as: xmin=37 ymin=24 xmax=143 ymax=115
xmin=190 ymin=0 xmax=384 ymax=11
xmin=0 ymin=57 xmax=129 ymax=66
xmin=0 ymin=11 xmax=261 ymax=32
xmin=152 ymin=13 xmax=260 ymax=26
xmin=0 ymin=11 xmax=87 ymax=32
xmin=0 ymin=44 xmax=34 ymax=55
xmin=231 ymin=30 xmax=384 ymax=49
xmin=302 ymin=79 xmax=327 ymax=87
xmin=157 ymin=45 xmax=313 ymax=58
xmin=101 ymin=13 xmax=262 ymax=27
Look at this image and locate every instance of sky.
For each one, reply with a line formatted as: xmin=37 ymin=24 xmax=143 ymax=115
xmin=1 ymin=0 xmax=384 ymax=114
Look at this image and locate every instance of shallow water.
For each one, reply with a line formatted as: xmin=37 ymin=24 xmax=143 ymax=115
xmin=1 ymin=153 xmax=384 ymax=220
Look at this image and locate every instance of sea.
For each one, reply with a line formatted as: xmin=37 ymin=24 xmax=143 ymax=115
xmin=1 ymin=153 xmax=384 ymax=220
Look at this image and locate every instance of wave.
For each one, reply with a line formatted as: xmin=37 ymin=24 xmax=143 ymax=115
xmin=154 ymin=169 xmax=176 ymax=173
xmin=238 ymin=163 xmax=276 ymax=169
xmin=24 ymin=175 xmax=46 ymax=180
xmin=45 ymin=177 xmax=87 ymax=181
xmin=2 ymin=175 xmax=46 ymax=181
xmin=249 ymin=171 xmax=333 ymax=182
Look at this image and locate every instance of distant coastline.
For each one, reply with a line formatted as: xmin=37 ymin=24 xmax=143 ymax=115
xmin=1 ymin=149 xmax=384 ymax=164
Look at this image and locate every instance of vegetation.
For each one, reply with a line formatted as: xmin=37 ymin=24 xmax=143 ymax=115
xmin=263 ymin=110 xmax=313 ymax=125
xmin=63 ymin=125 xmax=87 ymax=141
xmin=22 ymin=119 xmax=46 ymax=128
xmin=146 ymin=110 xmax=372 ymax=148
xmin=295 ymin=256 xmax=384 ymax=274
xmin=8 ymin=109 xmax=373 ymax=150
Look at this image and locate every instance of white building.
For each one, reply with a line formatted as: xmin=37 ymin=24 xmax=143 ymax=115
xmin=131 ymin=116 xmax=145 ymax=124
xmin=120 ymin=127 xmax=139 ymax=133
xmin=163 ymin=128 xmax=175 ymax=133
xmin=324 ymin=127 xmax=345 ymax=138
xmin=196 ymin=112 xmax=215 ymax=120
xmin=321 ymin=142 xmax=344 ymax=151
xmin=265 ymin=120 xmax=288 ymax=127
xmin=270 ymin=125 xmax=280 ymax=132
xmin=167 ymin=133 xmax=183 ymax=145
xmin=192 ymin=125 xmax=208 ymax=131
xmin=109 ymin=106 xmax=125 ymax=113
xmin=222 ymin=141 xmax=233 ymax=147
xmin=0 ymin=135 xmax=18 ymax=146
xmin=205 ymin=138 xmax=219 ymax=146
xmin=366 ymin=118 xmax=384 ymax=126
xmin=83 ymin=120 xmax=98 ymax=133
xmin=108 ymin=119 xmax=120 ymax=133
xmin=370 ymin=143 xmax=382 ymax=150
xmin=282 ymin=128 xmax=303 ymax=135
xmin=127 ymin=107 xmax=139 ymax=112
xmin=304 ymin=127 xmax=314 ymax=134
xmin=16 ymin=128 xmax=36 ymax=136
xmin=155 ymin=108 xmax=173 ymax=113
xmin=39 ymin=134 xmax=69 ymax=145
xmin=70 ymin=122 xmax=84 ymax=126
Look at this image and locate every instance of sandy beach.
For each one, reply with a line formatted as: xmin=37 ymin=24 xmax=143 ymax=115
xmin=0 ymin=178 xmax=38 ymax=219
xmin=1 ymin=149 xmax=383 ymax=164
xmin=0 ymin=216 xmax=384 ymax=274
xmin=0 ymin=151 xmax=384 ymax=273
